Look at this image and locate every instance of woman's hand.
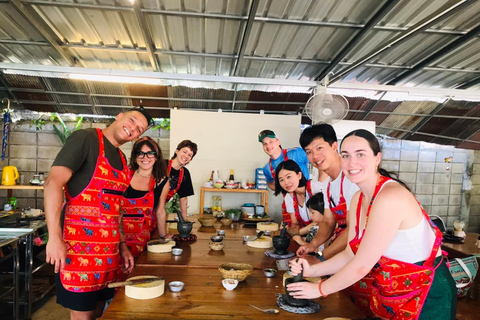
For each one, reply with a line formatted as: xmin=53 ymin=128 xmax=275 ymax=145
xmin=120 ymin=243 xmax=134 ymax=274
xmin=287 ymin=281 xmax=322 ymax=299
xmin=289 ymin=258 xmax=313 ymax=277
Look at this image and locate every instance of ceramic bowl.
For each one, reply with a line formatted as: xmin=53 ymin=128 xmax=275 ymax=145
xmin=221 ymin=218 xmax=232 ymax=226
xmin=209 ymin=241 xmax=225 ymax=251
xmin=210 ymin=235 xmax=224 ymax=242
xmin=172 ymin=248 xmax=183 ymax=256
xmin=214 ymin=182 xmax=224 ymax=189
xmin=217 ymin=230 xmax=226 ymax=236
xmin=169 ymin=281 xmax=184 ymax=292
xmin=263 ymin=268 xmax=277 ymax=278
xmin=222 ymin=278 xmax=238 ymax=291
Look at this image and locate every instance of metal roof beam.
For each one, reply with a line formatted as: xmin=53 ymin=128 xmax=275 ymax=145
xmin=0 ymin=72 xmax=20 ymax=105
xmin=360 ymin=91 xmax=386 ymax=120
xmin=3 ymin=63 xmax=480 ymax=100
xmin=376 ymin=125 xmax=480 ymax=145
xmin=455 ymin=75 xmax=480 ymax=89
xmin=8 ymin=0 xmax=80 ymax=67
xmin=402 ymin=98 xmax=452 ymax=140
xmin=19 ymin=0 xmax=476 ymax=36
xmin=387 ymin=23 xmax=480 ymax=85
xmin=330 ymin=0 xmax=475 ymax=83
xmin=132 ymin=1 xmax=159 ymax=71
xmin=232 ymin=0 xmax=260 ymax=76
xmin=315 ymin=0 xmax=400 ymax=82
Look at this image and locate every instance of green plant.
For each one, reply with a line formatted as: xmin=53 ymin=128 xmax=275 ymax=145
xmin=30 ymin=118 xmax=46 ymax=131
xmin=165 ymin=193 xmax=180 ymax=214
xmin=152 ymin=118 xmax=170 ymax=131
xmin=51 ymin=113 xmax=83 ymax=144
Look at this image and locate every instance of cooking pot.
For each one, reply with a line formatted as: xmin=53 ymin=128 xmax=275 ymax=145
xmin=2 ymin=166 xmax=19 ymax=186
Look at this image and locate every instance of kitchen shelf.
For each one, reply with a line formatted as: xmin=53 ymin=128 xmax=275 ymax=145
xmin=199 ymin=187 xmax=269 ymax=215
xmin=0 ymin=184 xmax=43 ymax=199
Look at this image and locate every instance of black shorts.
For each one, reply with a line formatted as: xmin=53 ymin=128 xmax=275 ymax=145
xmin=55 ymin=272 xmax=115 ymax=312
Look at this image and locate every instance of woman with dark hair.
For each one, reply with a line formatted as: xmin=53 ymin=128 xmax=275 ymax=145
xmin=156 ymin=139 xmax=198 ymax=239
xmin=122 ymin=137 xmax=169 ymax=257
xmin=288 ymin=129 xmax=456 ymax=320
xmin=274 ymin=160 xmax=323 ymax=237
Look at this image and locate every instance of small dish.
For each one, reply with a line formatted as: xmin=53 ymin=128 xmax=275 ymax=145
xmin=264 ymin=231 xmax=271 ymax=236
xmin=263 ymin=268 xmax=277 ymax=278
xmin=209 ymin=241 xmax=225 ymax=251
xmin=210 ymin=235 xmax=223 ymax=242
xmin=169 ymin=281 xmax=184 ymax=292
xmin=172 ymin=248 xmax=183 ymax=256
xmin=217 ymin=230 xmax=226 ymax=236
xmin=243 ymin=235 xmax=249 ymax=242
xmin=222 ymin=278 xmax=238 ymax=291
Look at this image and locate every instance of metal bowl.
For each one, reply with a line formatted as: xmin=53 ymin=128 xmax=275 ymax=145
xmin=210 ymin=235 xmax=224 ymax=242
xmin=263 ymin=268 xmax=277 ymax=278
xmin=217 ymin=230 xmax=226 ymax=236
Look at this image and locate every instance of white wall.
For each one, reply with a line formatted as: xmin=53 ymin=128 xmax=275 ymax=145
xmin=170 ymin=109 xmax=302 ymax=219
xmin=332 ymin=120 xmax=376 ymax=139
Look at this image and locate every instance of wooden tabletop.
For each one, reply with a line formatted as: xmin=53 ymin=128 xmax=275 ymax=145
xmin=136 ymin=239 xmax=298 ymax=270
xmin=101 ymin=267 xmax=363 ymax=320
xmin=441 ymin=232 xmax=480 ymax=259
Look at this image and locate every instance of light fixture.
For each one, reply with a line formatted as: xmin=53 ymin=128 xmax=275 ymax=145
xmin=68 ymin=74 xmax=163 ymax=85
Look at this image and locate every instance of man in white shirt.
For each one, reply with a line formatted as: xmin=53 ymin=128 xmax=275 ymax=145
xmin=296 ymin=124 xmax=359 ymax=260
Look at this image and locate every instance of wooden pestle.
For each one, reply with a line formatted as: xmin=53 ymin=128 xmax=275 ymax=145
xmin=279 ymin=221 xmax=288 ymax=238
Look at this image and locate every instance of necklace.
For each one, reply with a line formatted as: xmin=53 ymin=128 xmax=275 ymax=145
xmin=136 ymin=170 xmax=152 ymax=178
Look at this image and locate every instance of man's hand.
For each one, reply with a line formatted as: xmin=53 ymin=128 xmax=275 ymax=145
xmin=120 ymin=243 xmax=134 ymax=274
xmin=46 ymin=235 xmax=67 ymax=273
xmin=296 ymin=242 xmax=317 ymax=256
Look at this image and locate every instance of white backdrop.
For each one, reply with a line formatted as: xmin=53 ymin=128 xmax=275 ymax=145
xmin=170 ymin=109 xmax=303 ymax=219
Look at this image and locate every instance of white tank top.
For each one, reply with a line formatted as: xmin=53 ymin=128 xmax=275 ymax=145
xmin=383 ymin=216 xmax=436 ymax=263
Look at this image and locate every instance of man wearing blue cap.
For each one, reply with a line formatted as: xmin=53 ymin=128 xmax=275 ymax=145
xmin=258 ymin=129 xmax=310 ymax=191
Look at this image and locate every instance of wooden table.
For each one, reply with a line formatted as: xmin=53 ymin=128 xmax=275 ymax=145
xmin=199 ymin=187 xmax=269 ymax=215
xmin=101 ymin=267 xmax=363 ymax=320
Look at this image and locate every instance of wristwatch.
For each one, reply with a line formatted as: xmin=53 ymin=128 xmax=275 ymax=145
xmin=315 ymin=251 xmax=325 ymax=262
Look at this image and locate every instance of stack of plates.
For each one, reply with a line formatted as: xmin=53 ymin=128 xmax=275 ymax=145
xmin=241 ymin=203 xmax=255 ymax=217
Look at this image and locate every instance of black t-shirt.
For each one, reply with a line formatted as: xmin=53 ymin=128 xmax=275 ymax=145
xmin=166 ymin=160 xmax=194 ymax=199
xmin=52 ymin=128 xmax=126 ymax=198
xmin=123 ymin=178 xmax=169 ymax=211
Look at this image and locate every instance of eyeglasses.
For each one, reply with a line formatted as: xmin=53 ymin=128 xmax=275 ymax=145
xmin=136 ymin=151 xmax=157 ymax=159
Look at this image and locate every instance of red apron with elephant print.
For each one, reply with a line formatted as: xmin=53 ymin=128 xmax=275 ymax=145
xmin=122 ymin=173 xmax=156 ymax=257
xmin=345 ymin=176 xmax=443 ymax=320
xmin=60 ymin=128 xmax=129 ymax=292
xmin=327 ymin=173 xmax=348 ymax=242
xmin=166 ymin=160 xmax=184 ymax=201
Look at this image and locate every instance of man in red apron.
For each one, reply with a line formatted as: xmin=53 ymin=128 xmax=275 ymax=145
xmin=297 ymin=124 xmax=359 ymax=259
xmin=258 ymin=129 xmax=311 ymax=192
xmin=44 ymin=107 xmax=153 ymax=320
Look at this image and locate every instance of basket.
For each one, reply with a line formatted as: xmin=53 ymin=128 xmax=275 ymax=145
xmin=220 ymin=218 xmax=232 ymax=226
xmin=198 ymin=217 xmax=216 ymax=227
xmin=218 ymin=263 xmax=253 ymax=282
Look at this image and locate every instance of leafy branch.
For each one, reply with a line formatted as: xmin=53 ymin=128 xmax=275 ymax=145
xmin=51 ymin=113 xmax=83 ymax=144
xmin=152 ymin=118 xmax=170 ymax=131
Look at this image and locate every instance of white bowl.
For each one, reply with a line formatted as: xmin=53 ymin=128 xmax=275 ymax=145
xmin=222 ymin=278 xmax=238 ymax=291
xmin=172 ymin=248 xmax=183 ymax=256
xmin=169 ymin=281 xmax=184 ymax=292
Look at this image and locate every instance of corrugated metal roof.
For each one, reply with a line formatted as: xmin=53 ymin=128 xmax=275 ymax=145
xmin=0 ymin=0 xmax=478 ymax=149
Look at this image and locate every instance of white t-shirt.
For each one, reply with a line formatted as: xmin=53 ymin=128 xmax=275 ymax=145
xmin=284 ymin=180 xmax=324 ymax=222
xmin=323 ymin=172 xmax=359 ymax=211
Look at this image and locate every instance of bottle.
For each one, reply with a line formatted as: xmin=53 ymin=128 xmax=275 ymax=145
xmin=212 ymin=196 xmax=218 ymax=211
xmin=217 ymin=196 xmax=222 ymax=212
xmin=228 ymin=169 xmax=235 ymax=182
xmin=208 ymin=170 xmax=214 ymax=181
